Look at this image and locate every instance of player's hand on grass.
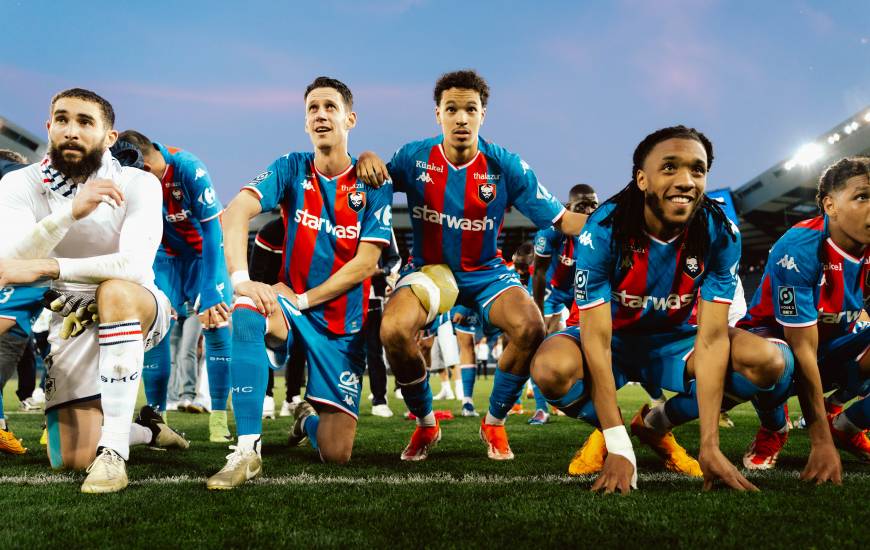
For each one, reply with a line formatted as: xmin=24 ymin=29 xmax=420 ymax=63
xmin=699 ymin=446 xmax=759 ymax=492
xmin=235 ymin=280 xmax=277 ymax=316
xmin=590 ymin=454 xmax=634 ymax=495
xmin=72 ymin=178 xmax=124 ymax=219
xmin=800 ymin=442 xmax=842 ymax=485
xmin=198 ymin=303 xmax=230 ymax=329
xmin=356 ymin=151 xmax=391 ymax=187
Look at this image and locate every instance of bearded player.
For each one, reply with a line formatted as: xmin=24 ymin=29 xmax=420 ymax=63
xmin=530 ymin=126 xmax=794 ymax=493
xmin=357 ymin=70 xmax=587 ymax=461
xmin=0 ymin=89 xmax=184 ymax=493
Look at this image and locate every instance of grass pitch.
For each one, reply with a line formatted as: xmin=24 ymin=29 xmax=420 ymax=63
xmin=2 ymin=378 xmax=869 ymax=549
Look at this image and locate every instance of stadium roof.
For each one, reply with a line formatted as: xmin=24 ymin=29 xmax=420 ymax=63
xmin=0 ymin=116 xmax=46 ymax=161
xmin=734 ymin=106 xmax=870 ymax=258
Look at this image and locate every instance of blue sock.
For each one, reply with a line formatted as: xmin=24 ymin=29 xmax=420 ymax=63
xmin=752 ymin=341 xmax=795 ymax=431
xmin=642 ymin=383 xmax=664 ymax=401
xmin=230 ymin=307 xmax=269 ymax=436
xmin=401 ymin=375 xmax=433 ymax=419
xmin=0 ymin=391 xmax=5 ymax=426
xmin=721 ymin=369 xmax=765 ymax=410
xmin=461 ymin=366 xmax=476 ymax=400
xmin=531 ymin=380 xmax=549 ymax=412
xmin=545 ymin=378 xmax=599 ymax=426
xmin=664 ymin=390 xmax=700 ymax=426
xmin=203 ymin=325 xmax=232 ymax=411
xmin=845 ymin=393 xmax=870 ymax=430
xmin=142 ymin=319 xmax=173 ymax=411
xmin=304 ymin=414 xmax=320 ymax=450
xmin=488 ymin=369 xmax=528 ymax=420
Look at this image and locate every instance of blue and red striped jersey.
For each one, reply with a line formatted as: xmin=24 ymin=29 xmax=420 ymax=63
xmin=154 ymin=143 xmax=223 ymax=258
xmin=534 ymin=226 xmax=577 ymax=291
xmin=574 ymin=201 xmax=741 ymax=334
xmin=388 ymin=136 xmax=565 ymax=272
xmin=739 ymin=216 xmax=870 ymax=341
xmin=242 ymin=153 xmax=393 ymax=335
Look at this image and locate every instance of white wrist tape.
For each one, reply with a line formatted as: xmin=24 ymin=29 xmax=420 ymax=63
xmin=230 ymin=270 xmax=250 ymax=287
xmin=603 ymin=425 xmax=638 ymax=489
xmin=296 ymin=292 xmax=310 ymax=311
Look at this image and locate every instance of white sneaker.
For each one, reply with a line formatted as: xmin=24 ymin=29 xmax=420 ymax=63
xmin=372 ymin=404 xmax=394 ymax=418
xmin=206 ymin=445 xmax=262 ymax=490
xmin=368 ymin=393 xmax=374 ymax=401
xmin=394 ymin=388 xmax=403 ymax=400
xmin=81 ymin=447 xmax=128 ymax=493
xmin=30 ymin=388 xmax=45 ymax=405
xmin=262 ymin=396 xmax=275 ymax=419
xmin=19 ymin=397 xmax=42 ymax=412
xmin=279 ymin=400 xmax=293 ymax=418
xmin=433 ymin=386 xmax=455 ymax=400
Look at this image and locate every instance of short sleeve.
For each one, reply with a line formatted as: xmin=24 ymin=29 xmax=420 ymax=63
xmin=178 ymin=157 xmax=223 ymax=223
xmin=699 ymin=219 xmax=741 ymax=305
xmin=766 ymin=235 xmax=819 ymax=327
xmin=534 ymin=227 xmax=559 ymax=257
xmin=359 ymin=182 xmax=394 ymax=246
xmin=573 ymin=212 xmax=615 ymax=310
xmin=241 ymin=154 xmax=296 ymax=213
xmin=504 ymin=155 xmax=565 ymax=228
xmin=386 ymin=146 xmax=410 ymax=194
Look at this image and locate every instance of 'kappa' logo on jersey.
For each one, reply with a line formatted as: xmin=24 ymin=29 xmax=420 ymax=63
xmin=683 ymin=256 xmax=702 ymax=279
xmin=348 ymin=191 xmax=366 ymax=212
xmin=195 ymin=168 xmax=207 ymax=180
xmin=171 ymin=188 xmax=183 ymax=202
xmin=248 ymin=171 xmax=272 ymax=186
xmin=579 ymin=231 xmax=595 ymax=249
xmin=776 ymin=254 xmax=800 ymax=272
xmin=478 ymin=183 xmax=496 ymax=204
xmin=300 ymin=178 xmax=314 ymax=191
xmin=416 ymin=172 xmax=434 ymax=184
xmin=778 ymin=286 xmax=797 ymax=316
xmin=574 ymin=269 xmax=589 ymax=301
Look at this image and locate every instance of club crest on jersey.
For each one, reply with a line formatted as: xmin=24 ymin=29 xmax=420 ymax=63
xmin=778 ymin=286 xmax=797 ymax=317
xmin=478 ymin=183 xmax=496 ymax=204
xmin=348 ymin=191 xmax=366 ymax=212
xmin=683 ymin=255 xmax=702 ymax=279
xmin=171 ymin=188 xmax=183 ymax=202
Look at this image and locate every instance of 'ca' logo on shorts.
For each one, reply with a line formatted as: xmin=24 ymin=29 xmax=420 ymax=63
xmin=778 ymin=286 xmax=797 ymax=317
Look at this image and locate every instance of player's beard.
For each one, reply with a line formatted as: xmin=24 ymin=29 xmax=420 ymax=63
xmin=645 ymin=192 xmax=701 ymax=237
xmin=49 ymin=141 xmax=104 ymax=180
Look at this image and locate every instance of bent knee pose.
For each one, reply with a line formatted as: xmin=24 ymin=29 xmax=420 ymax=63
xmin=531 ymin=126 xmax=792 ymax=494
xmin=207 ymin=77 xmax=392 ymax=490
xmin=362 ymin=70 xmax=588 ymax=462
xmin=739 ymin=156 xmax=870 ymax=481
xmin=118 ymin=130 xmax=233 ymax=442
xmin=0 ymin=89 xmax=186 ymax=494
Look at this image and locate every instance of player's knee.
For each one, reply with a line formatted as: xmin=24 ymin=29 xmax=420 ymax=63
xmin=318 ymin=441 xmax=353 ymax=465
xmin=96 ymin=279 xmax=140 ymax=318
xmin=509 ymin=317 xmax=545 ymax=350
xmin=735 ymin=340 xmax=784 ymax=388
xmin=380 ymin=314 xmax=411 ymax=352
xmin=531 ymin=349 xmax=576 ymax=397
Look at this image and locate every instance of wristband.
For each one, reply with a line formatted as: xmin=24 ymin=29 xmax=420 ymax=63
xmin=230 ymin=270 xmax=250 ymax=287
xmin=602 ymin=425 xmax=638 ymax=489
xmin=296 ymin=292 xmax=310 ymax=311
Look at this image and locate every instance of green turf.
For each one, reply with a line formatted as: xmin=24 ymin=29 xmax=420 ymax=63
xmin=1 ymin=378 xmax=868 ymax=549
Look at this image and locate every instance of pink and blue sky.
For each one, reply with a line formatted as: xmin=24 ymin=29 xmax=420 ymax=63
xmin=2 ymin=0 xmax=869 ymax=203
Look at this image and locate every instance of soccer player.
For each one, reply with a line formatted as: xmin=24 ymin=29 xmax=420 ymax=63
xmin=533 ymin=184 xmax=598 ymax=334
xmin=739 ymin=157 xmax=870 ymax=478
xmin=357 ymin=70 xmax=587 ymax=461
xmin=530 ymin=126 xmax=794 ymax=493
xmin=117 ymin=130 xmax=233 ymax=442
xmin=0 ymin=88 xmax=186 ymax=493
xmin=206 ymin=76 xmax=393 ymax=489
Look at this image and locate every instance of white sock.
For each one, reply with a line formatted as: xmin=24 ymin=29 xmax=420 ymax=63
xmin=833 ymin=411 xmax=861 ymax=435
xmin=237 ymin=434 xmax=262 ymax=454
xmin=643 ymin=404 xmax=673 ymax=434
xmin=462 ymin=397 xmax=473 ymax=405
xmin=97 ymin=320 xmax=144 ymax=461
xmin=416 ymin=412 xmax=437 ymax=427
xmin=484 ymin=411 xmax=505 ymax=426
xmin=129 ymin=423 xmax=153 ymax=446
xmin=0 ymin=418 xmax=7 ymax=430
xmin=454 ymin=379 xmax=464 ymax=400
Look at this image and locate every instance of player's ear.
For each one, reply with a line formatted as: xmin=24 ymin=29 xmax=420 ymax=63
xmin=435 ymin=106 xmax=442 ymax=127
xmin=104 ymin=129 xmax=118 ymax=148
xmin=346 ymin=110 xmax=357 ymax=130
xmin=822 ymin=194 xmax=836 ymax=218
xmin=480 ymin=107 xmax=486 ymax=125
xmin=635 ymin=169 xmax=648 ymax=191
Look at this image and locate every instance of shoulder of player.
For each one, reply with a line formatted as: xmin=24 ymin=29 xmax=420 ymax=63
xmin=774 ymin=218 xmax=824 ymax=251
xmin=393 ymin=137 xmax=441 ymax=162
xmin=477 ymin=137 xmax=522 ymax=173
xmin=117 ymin=166 xmax=161 ymax=192
xmin=584 ymin=201 xmax=616 ymax=230
xmin=1 ymin=163 xmax=46 ymax=198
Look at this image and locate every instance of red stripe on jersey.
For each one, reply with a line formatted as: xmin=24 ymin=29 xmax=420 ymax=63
xmin=423 ymin=146 xmax=448 ymax=265
xmin=278 ymin=203 xmax=290 ymax=284
xmin=549 ymin=238 xmax=575 ymax=288
xmin=612 ymin=248 xmax=649 ymax=331
xmin=288 ymin=166 xmax=322 ymax=296
xmin=795 ymin=216 xmax=825 ymax=231
xmin=460 ymin=154 xmax=490 ymax=271
xmin=566 ymin=302 xmax=579 ymax=327
xmin=160 ymin=164 xmax=202 ymax=255
xmin=323 ymin=170 xmax=361 ymax=334
xmin=819 ymin=243 xmax=846 ymax=341
xmin=666 ymin=243 xmax=700 ymax=327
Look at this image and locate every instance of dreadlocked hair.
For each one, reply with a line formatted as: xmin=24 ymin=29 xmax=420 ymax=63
xmin=601 ymin=125 xmax=736 ymax=270
xmin=816 ymin=156 xmax=870 ymax=210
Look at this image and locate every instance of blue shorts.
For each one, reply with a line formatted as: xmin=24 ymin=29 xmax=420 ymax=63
xmin=273 ymin=295 xmax=366 ymax=419
xmin=0 ymin=286 xmax=47 ymax=337
xmin=543 ymin=286 xmax=572 ymax=317
xmin=817 ymin=329 xmax=870 ymax=395
xmin=153 ymin=255 xmax=232 ymax=313
xmin=453 ymin=305 xmax=481 ymax=336
xmin=554 ymin=326 xmax=695 ymax=393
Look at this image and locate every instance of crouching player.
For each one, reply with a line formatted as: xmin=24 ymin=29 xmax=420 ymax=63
xmin=0 ymin=89 xmax=186 ymax=493
xmin=206 ymin=77 xmax=393 ymax=489
xmin=739 ymin=157 xmax=870 ymax=480
xmin=531 ymin=126 xmax=794 ymax=493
